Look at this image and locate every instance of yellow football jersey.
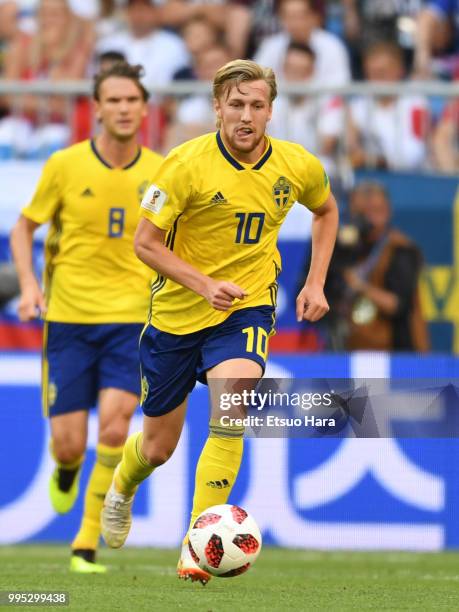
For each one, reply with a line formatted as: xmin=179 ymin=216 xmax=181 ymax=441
xmin=22 ymin=139 xmax=163 ymax=323
xmin=140 ymin=131 xmax=330 ymax=335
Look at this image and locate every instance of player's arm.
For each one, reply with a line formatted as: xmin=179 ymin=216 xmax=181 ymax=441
xmin=10 ymin=153 xmax=60 ymax=321
xmin=10 ymin=215 xmax=46 ymax=321
xmin=134 ymin=217 xmax=247 ymax=311
xmin=296 ymin=193 xmax=339 ymax=322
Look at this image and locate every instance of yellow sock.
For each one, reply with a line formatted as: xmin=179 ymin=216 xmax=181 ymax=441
xmin=115 ymin=432 xmax=154 ymax=496
xmin=183 ymin=419 xmax=244 ymax=544
xmin=72 ymin=443 xmax=123 ymax=551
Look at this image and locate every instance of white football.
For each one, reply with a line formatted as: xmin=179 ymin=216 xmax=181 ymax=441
xmin=188 ymin=504 xmax=262 ymax=577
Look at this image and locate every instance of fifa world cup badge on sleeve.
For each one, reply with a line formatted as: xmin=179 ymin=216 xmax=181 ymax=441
xmin=141 ymin=184 xmax=167 ymax=214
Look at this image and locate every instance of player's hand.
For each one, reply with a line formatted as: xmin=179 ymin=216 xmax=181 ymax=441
xmin=296 ymin=283 xmax=329 ymax=323
xmin=204 ymin=279 xmax=247 ymax=311
xmin=18 ymin=281 xmax=47 ymax=321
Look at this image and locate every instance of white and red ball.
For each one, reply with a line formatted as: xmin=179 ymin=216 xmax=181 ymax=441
xmin=188 ymin=504 xmax=262 ymax=577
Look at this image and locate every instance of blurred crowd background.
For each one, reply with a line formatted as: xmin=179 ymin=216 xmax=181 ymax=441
xmin=0 ymin=0 xmax=458 ymax=354
xmin=0 ymin=0 xmax=457 ymax=173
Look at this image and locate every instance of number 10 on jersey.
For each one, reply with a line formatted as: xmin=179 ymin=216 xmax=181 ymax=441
xmin=235 ymin=213 xmax=265 ymax=244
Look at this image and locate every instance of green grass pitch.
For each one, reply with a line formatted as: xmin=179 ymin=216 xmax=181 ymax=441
xmin=1 ymin=546 xmax=459 ymax=611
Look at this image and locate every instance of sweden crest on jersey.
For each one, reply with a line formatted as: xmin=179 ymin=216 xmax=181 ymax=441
xmin=272 ymin=176 xmax=291 ymax=208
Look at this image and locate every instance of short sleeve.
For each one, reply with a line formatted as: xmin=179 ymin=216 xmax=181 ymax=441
xmin=21 ymin=153 xmax=62 ymax=224
xmin=297 ymin=151 xmax=331 ymax=211
xmin=139 ymin=150 xmax=192 ymax=231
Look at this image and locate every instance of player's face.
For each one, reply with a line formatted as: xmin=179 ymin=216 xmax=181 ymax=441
xmin=214 ymin=80 xmax=272 ymax=160
xmin=95 ymin=76 xmax=147 ymax=141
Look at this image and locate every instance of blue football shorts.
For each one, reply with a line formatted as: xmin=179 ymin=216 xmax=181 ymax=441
xmin=42 ymin=322 xmax=144 ymax=417
xmin=139 ymin=306 xmax=275 ymax=417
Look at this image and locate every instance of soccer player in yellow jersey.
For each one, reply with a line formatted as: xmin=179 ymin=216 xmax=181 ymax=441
xmin=101 ymin=59 xmax=339 ymax=583
xmin=10 ymin=62 xmax=163 ymax=573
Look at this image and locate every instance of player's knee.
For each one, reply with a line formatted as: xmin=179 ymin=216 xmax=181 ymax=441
xmin=98 ymin=423 xmax=129 ymax=448
xmin=141 ymin=442 xmax=175 ymax=467
xmin=52 ymin=439 xmax=85 ymax=464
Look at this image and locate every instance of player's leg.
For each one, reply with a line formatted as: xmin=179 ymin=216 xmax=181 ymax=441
xmin=115 ymin=398 xmax=188 ymax=493
xmin=49 ymin=411 xmax=88 ymax=514
xmin=185 ymin=306 xmax=272 ymax=534
xmin=101 ymin=321 xmax=201 ymax=548
xmin=70 ymin=323 xmax=142 ymax=571
xmin=44 ymin=322 xmax=97 ymax=515
xmin=71 ymin=387 xmax=138 ymax=573
xmin=101 ymin=399 xmax=188 ymax=548
xmin=177 ymin=357 xmax=261 ymax=584
xmin=187 ymin=358 xmax=261 ymax=533
xmin=178 ymin=306 xmax=273 ymax=583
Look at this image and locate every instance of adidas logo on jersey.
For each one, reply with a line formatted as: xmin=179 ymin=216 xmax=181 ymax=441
xmin=81 ymin=187 xmax=94 ymax=197
xmin=210 ymin=191 xmax=227 ymax=205
xmin=206 ymin=479 xmax=230 ymax=489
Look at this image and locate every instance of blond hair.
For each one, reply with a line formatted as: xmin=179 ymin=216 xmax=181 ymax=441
xmin=213 ymin=59 xmax=277 ymax=104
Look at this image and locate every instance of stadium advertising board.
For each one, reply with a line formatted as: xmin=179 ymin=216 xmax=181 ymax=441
xmin=2 ymin=352 xmax=459 ymax=550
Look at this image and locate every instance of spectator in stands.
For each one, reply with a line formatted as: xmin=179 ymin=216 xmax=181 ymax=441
xmin=0 ymin=0 xmax=94 ymax=157
xmin=414 ymin=0 xmax=459 ymax=78
xmin=432 ymin=96 xmax=459 ymax=172
xmin=173 ymin=15 xmax=221 ymax=80
xmin=92 ymin=0 xmax=126 ymax=41
xmin=5 ymin=0 xmax=36 ymax=34
xmin=97 ymin=0 xmax=190 ymax=90
xmin=0 ymin=1 xmax=18 ymax=120
xmin=157 ymin=0 xmax=251 ymax=59
xmin=268 ymin=42 xmax=345 ymax=177
xmin=0 ymin=1 xmax=18 ymax=74
xmin=254 ymin=0 xmax=351 ymax=85
xmin=348 ymin=41 xmax=430 ymax=170
xmin=10 ymin=0 xmax=126 ymax=34
xmin=322 ymin=181 xmax=429 ymax=351
xmin=235 ymin=0 xmax=281 ymax=58
xmin=5 ymin=0 xmax=94 ymax=82
xmin=341 ymin=0 xmax=423 ymax=78
xmin=163 ymin=43 xmax=231 ymax=150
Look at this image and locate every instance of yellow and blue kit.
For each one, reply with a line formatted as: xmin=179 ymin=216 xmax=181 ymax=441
xmin=139 ymin=131 xmax=330 ymax=415
xmin=22 ymin=139 xmax=163 ymax=415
